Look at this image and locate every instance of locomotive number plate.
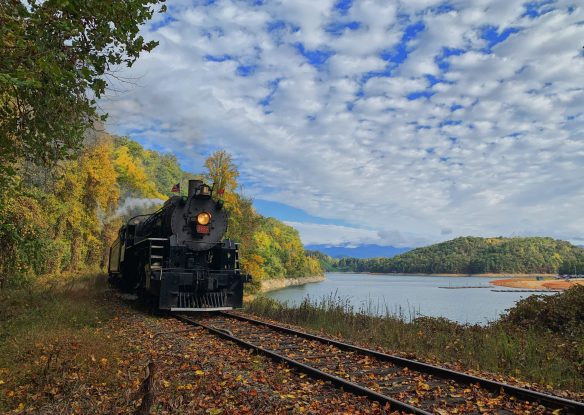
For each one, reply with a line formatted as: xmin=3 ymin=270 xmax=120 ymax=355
xmin=196 ymin=224 xmax=210 ymax=234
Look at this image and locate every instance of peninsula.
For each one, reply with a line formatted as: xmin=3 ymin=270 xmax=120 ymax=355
xmin=312 ymin=236 xmax=584 ymax=276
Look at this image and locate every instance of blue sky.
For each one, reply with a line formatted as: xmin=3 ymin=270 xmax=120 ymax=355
xmin=104 ymin=0 xmax=584 ymax=248
xmin=253 ymin=199 xmax=351 ymax=226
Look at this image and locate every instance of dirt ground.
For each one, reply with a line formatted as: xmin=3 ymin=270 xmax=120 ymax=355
xmin=490 ymin=278 xmax=584 ymax=290
xmin=0 ymin=293 xmax=396 ymax=415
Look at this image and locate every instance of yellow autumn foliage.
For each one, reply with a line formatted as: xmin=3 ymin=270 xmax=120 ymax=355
xmin=0 ymin=136 xmax=124 ymax=285
xmin=0 ymin=135 xmax=322 ymax=288
xmin=114 ymin=146 xmax=166 ymax=200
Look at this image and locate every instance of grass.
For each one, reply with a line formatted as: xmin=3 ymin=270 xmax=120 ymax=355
xmin=2 ymin=272 xmax=581 ymax=412
xmin=245 ymin=288 xmax=584 ymax=392
xmin=0 ymin=274 xmax=122 ymax=412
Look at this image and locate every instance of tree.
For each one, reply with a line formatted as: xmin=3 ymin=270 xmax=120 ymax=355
xmin=319 ymin=236 xmax=584 ymax=275
xmin=204 ymin=150 xmax=240 ymax=213
xmin=113 ymin=144 xmax=166 ymax=199
xmin=204 ymin=150 xmax=239 ymax=195
xmin=0 ymin=136 xmax=121 ymax=286
xmin=0 ymin=0 xmax=165 ymax=182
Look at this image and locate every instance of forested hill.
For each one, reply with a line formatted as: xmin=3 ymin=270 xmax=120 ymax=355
xmin=0 ymin=133 xmax=321 ymax=289
xmin=311 ymin=237 xmax=584 ymax=275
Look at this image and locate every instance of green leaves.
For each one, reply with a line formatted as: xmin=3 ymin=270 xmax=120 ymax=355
xmin=80 ymin=66 xmax=91 ymax=80
xmin=324 ymin=236 xmax=584 ymax=275
xmin=0 ymin=0 xmax=165 ymax=183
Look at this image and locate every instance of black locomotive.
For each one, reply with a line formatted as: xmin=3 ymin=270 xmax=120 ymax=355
xmin=108 ymin=179 xmax=249 ymax=311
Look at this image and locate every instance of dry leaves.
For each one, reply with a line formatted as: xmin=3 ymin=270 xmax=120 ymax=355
xmin=1 ymin=297 xmax=401 ymax=414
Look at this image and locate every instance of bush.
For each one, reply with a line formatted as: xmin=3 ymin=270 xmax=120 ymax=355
xmin=499 ymin=285 xmax=584 ymax=336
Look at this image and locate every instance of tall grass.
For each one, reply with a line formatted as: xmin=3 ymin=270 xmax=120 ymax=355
xmin=0 ymin=275 xmax=120 ymax=412
xmin=246 ymin=289 xmax=584 ymax=391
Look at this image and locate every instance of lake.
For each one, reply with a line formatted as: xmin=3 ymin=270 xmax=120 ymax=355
xmin=266 ymin=272 xmax=556 ymax=325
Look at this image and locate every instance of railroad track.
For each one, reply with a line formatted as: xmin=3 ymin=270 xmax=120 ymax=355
xmin=175 ymin=312 xmax=584 ymax=415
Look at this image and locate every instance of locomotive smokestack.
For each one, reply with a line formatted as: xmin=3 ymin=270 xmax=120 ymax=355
xmin=188 ymin=180 xmax=203 ymax=197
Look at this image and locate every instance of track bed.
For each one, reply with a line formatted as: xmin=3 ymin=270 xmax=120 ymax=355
xmin=176 ymin=312 xmax=584 ymax=415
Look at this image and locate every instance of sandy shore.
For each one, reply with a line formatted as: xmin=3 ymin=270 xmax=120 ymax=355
xmin=490 ymin=277 xmax=584 ymax=290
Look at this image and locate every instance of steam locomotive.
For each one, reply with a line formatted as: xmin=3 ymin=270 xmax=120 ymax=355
xmin=108 ymin=180 xmax=249 ymax=311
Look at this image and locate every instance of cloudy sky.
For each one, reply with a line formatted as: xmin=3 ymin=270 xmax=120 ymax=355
xmin=103 ymin=0 xmax=584 ymax=248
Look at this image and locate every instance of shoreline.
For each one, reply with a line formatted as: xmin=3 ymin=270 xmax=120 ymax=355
xmin=260 ymin=274 xmax=326 ymax=293
xmin=327 ymin=271 xmax=584 ymax=291
xmin=329 ymin=271 xmax=558 ymax=278
xmin=491 ymin=277 xmax=584 ymax=290
xmin=243 ymin=272 xmax=584 ymax=294
xmin=244 ymin=274 xmax=326 ymax=302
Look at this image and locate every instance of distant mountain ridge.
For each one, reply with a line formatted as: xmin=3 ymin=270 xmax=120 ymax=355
xmin=309 ymin=236 xmax=584 ymax=275
xmin=304 ymin=244 xmax=410 ymax=259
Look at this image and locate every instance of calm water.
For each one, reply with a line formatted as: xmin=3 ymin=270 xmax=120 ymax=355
xmin=266 ymin=273 xmax=556 ymax=325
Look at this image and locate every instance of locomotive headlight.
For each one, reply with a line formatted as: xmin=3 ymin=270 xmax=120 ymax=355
xmin=196 ymin=212 xmax=211 ymax=225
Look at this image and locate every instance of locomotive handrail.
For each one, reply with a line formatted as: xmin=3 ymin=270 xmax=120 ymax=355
xmin=140 ymin=267 xmax=239 ymax=274
xmin=185 ymin=241 xmax=230 ymax=244
xmin=131 ymin=237 xmax=169 ymax=247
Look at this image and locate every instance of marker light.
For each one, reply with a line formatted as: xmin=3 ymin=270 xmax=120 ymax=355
xmin=196 ymin=212 xmax=211 ymax=225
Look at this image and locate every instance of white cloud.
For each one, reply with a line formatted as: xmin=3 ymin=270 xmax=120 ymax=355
xmin=103 ymin=0 xmax=584 ymax=248
xmin=284 ymin=222 xmax=428 ymax=248
xmin=284 ymin=222 xmax=381 ymax=246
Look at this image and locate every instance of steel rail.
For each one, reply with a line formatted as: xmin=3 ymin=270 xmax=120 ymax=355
xmin=175 ymin=314 xmax=433 ymax=415
xmin=221 ymin=311 xmax=584 ymax=414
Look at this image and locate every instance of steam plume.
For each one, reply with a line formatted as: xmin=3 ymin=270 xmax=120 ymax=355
xmin=109 ymin=197 xmax=165 ymax=220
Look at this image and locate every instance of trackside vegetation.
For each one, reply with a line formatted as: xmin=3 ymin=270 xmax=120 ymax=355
xmin=245 ymin=286 xmax=584 ymax=391
xmin=313 ymin=236 xmax=584 ymax=275
xmin=0 ymin=275 xmax=122 ymax=413
xmin=0 ymin=135 xmax=320 ymax=290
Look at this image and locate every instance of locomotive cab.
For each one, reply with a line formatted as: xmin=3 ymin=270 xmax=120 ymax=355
xmin=194 ymin=184 xmax=211 ymax=199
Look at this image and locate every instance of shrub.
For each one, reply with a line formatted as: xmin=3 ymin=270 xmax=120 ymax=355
xmin=499 ymin=285 xmax=584 ymax=336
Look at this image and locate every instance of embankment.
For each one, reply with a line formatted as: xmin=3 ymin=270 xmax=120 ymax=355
xmin=260 ymin=275 xmax=326 ymax=293
xmin=243 ymin=275 xmax=325 ymax=302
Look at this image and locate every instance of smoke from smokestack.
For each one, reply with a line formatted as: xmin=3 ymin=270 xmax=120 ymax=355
xmin=108 ymin=197 xmax=165 ymax=221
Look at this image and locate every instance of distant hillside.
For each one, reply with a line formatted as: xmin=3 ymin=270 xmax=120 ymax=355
xmin=305 ymin=244 xmax=410 ymax=259
xmin=312 ymin=237 xmax=584 ymax=275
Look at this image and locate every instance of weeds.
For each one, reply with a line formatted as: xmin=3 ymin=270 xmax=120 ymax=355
xmin=0 ymin=274 xmax=121 ymax=412
xmin=245 ymin=288 xmax=584 ymax=391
